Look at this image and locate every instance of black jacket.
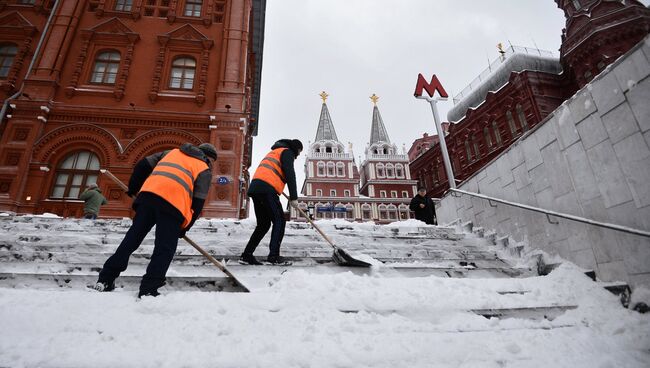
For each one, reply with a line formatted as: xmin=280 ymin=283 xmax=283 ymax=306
xmin=248 ymin=139 xmax=299 ymax=200
xmin=128 ymin=143 xmax=213 ymax=230
xmin=409 ymin=194 xmax=437 ymax=225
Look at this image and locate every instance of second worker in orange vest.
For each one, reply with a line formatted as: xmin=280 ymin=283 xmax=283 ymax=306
xmin=240 ymin=139 xmax=302 ymax=265
xmin=95 ymin=143 xmax=217 ymax=297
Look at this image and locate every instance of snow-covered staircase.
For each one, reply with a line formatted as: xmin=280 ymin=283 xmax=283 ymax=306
xmin=1 ymin=214 xmax=578 ymax=318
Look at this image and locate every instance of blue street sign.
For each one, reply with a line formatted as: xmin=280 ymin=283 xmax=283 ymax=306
xmin=217 ymin=177 xmax=229 ymax=185
xmin=316 ymin=206 xmax=347 ymax=213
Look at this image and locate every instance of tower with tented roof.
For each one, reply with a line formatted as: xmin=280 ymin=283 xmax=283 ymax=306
xmin=359 ymin=94 xmax=418 ymax=222
xmin=295 ymin=92 xmax=361 ymax=220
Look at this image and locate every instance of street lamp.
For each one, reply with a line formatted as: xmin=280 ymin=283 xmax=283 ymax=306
xmin=307 ymin=204 xmax=315 ymax=220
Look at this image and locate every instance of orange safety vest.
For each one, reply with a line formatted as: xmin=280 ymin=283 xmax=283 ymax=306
xmin=140 ymin=148 xmax=208 ymax=228
xmin=252 ymin=147 xmax=287 ymax=194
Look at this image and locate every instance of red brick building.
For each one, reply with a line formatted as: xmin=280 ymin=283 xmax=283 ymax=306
xmin=410 ymin=0 xmax=650 ymax=198
xmin=291 ymin=93 xmax=417 ymax=223
xmin=0 ymin=0 xmax=266 ymax=219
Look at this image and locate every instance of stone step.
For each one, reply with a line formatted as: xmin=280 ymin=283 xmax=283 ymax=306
xmin=339 ymin=305 xmax=577 ymax=321
xmin=0 ymin=272 xmax=243 ymax=293
xmin=0 ymin=260 xmax=534 ymax=280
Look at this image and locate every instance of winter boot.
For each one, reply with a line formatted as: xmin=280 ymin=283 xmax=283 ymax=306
xmin=93 ymin=280 xmax=115 ymax=292
xmin=239 ymin=254 xmax=263 ymax=265
xmin=138 ymin=289 xmax=160 ymax=298
xmin=266 ymin=255 xmax=292 ymax=265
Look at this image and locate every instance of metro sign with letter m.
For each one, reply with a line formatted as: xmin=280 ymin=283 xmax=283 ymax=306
xmin=414 ymin=73 xmax=448 ymax=99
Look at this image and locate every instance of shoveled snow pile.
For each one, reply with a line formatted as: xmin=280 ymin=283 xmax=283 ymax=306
xmin=1 ymin=263 xmax=649 ymax=368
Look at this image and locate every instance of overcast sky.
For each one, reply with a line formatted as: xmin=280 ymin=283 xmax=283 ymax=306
xmin=252 ymin=0 xmax=646 ymax=205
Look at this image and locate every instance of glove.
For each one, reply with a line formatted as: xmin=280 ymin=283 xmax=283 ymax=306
xmin=178 ymin=228 xmax=187 ymax=239
xmin=289 ymin=200 xmax=299 ymax=208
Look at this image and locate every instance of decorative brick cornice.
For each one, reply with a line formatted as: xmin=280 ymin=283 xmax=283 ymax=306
xmin=122 ymin=128 xmax=203 ymax=163
xmin=32 ymin=123 xmax=122 ymax=165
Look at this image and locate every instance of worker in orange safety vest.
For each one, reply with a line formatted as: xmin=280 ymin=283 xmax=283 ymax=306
xmin=240 ymin=139 xmax=302 ymax=265
xmin=95 ymin=143 xmax=217 ymax=297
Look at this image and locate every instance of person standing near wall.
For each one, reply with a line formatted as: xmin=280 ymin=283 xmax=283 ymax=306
xmin=79 ymin=183 xmax=107 ymax=220
xmin=410 ymin=187 xmax=437 ymax=225
xmin=240 ymin=139 xmax=302 ymax=265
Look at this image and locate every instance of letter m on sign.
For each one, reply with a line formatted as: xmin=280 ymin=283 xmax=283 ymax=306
xmin=414 ymin=74 xmax=449 ymax=98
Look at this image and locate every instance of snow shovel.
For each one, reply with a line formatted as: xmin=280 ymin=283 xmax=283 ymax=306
xmin=100 ymin=169 xmax=250 ymax=292
xmin=283 ymin=193 xmax=371 ymax=267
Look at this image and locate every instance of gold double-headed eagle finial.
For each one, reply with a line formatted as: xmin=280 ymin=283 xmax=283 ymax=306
xmin=370 ymin=94 xmax=379 ymax=106
xmin=319 ymin=91 xmax=329 ymax=103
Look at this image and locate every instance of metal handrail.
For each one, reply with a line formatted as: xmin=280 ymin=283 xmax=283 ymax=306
xmin=449 ymin=188 xmax=650 ymax=238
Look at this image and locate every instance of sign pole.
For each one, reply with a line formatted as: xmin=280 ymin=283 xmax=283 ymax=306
xmin=425 ymin=97 xmax=456 ymax=189
xmin=413 ymin=73 xmax=456 ymax=190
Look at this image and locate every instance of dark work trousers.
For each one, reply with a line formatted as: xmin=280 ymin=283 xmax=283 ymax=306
xmin=242 ymin=193 xmax=286 ymax=258
xmin=98 ymin=202 xmax=182 ymax=293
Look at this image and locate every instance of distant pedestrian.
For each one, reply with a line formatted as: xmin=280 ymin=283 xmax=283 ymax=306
xmin=410 ymin=187 xmax=437 ymax=225
xmin=240 ymin=139 xmax=302 ymax=265
xmin=94 ymin=143 xmax=217 ymax=297
xmin=79 ymin=183 xmax=107 ymax=220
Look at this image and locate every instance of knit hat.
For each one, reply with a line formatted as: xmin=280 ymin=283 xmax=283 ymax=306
xmin=198 ymin=143 xmax=218 ymax=160
xmin=289 ymin=139 xmax=303 ymax=155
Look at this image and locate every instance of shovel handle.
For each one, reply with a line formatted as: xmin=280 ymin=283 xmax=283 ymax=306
xmin=283 ymin=193 xmax=337 ymax=250
xmin=100 ymin=169 xmax=249 ymax=292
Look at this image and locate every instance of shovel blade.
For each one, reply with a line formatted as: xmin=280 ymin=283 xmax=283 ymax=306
xmin=332 ymin=248 xmax=372 ymax=267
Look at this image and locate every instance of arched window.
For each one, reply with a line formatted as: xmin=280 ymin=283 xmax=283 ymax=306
xmin=51 ymin=151 xmax=101 ymax=199
xmin=362 ymin=204 xmax=371 ymax=220
xmin=345 ymin=205 xmax=354 ymax=219
xmin=336 ymin=162 xmax=345 ymax=177
xmin=169 ymin=57 xmax=196 ymax=89
xmin=472 ymin=134 xmax=481 ymax=159
xmin=385 ymin=163 xmax=395 ymax=178
xmin=335 ymin=204 xmax=346 ymax=219
xmin=114 ymin=0 xmax=133 ymax=11
xmin=326 ymin=162 xmax=335 ymax=176
xmin=465 ymin=141 xmax=473 ymax=163
xmin=90 ymin=50 xmax=120 ymax=84
xmin=484 ymin=127 xmax=493 ymax=148
xmin=376 ymin=163 xmax=385 ymax=178
xmin=506 ymin=110 xmax=518 ymax=135
xmin=0 ymin=44 xmax=18 ymax=79
xmin=395 ymin=164 xmax=404 ymax=178
xmin=492 ymin=121 xmax=502 ymax=146
xmin=317 ymin=161 xmax=325 ymax=176
xmin=378 ymin=205 xmax=388 ymax=220
xmin=184 ymin=0 xmax=203 ymax=17
xmin=399 ymin=204 xmax=409 ymax=220
xmin=516 ymin=104 xmax=529 ymax=131
xmin=316 ymin=189 xmax=323 ymax=197
xmin=387 ymin=204 xmax=398 ymax=220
